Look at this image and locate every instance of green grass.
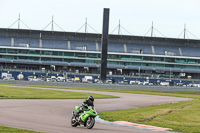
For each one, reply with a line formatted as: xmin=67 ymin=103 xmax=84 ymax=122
xmin=1 ymin=84 xmax=200 ymax=132
xmin=0 ymin=86 xmax=118 ymax=99
xmin=0 ymin=125 xmax=41 ymax=133
xmin=99 ymin=100 xmax=200 ymax=133
xmin=5 ymin=84 xmax=200 ymax=99
xmin=0 ymin=85 xmax=117 ymax=132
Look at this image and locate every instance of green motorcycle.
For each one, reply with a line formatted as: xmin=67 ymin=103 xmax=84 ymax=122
xmin=71 ymin=106 xmax=97 ymax=129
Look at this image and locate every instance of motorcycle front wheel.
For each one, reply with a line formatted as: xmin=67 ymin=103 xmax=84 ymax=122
xmin=71 ymin=115 xmax=78 ymax=127
xmin=86 ymin=117 xmax=95 ymax=129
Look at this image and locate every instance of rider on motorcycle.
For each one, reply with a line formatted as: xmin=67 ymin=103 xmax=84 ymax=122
xmin=77 ymin=95 xmax=94 ymax=117
xmin=71 ymin=95 xmax=97 ymax=129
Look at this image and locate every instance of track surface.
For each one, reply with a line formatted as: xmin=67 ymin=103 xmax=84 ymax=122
xmin=0 ymin=85 xmax=193 ymax=133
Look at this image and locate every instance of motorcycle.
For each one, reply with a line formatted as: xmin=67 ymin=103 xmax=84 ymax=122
xmin=71 ymin=106 xmax=97 ymax=129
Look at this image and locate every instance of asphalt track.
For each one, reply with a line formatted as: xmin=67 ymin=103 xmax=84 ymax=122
xmin=0 ymin=85 xmax=194 ymax=133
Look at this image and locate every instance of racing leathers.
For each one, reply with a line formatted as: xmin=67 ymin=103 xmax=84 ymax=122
xmin=78 ymin=99 xmax=94 ymax=114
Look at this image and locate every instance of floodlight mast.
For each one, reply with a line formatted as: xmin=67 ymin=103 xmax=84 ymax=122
xmin=100 ymin=8 xmax=110 ymax=83
xmin=184 ymin=24 xmax=186 ymax=39
xmin=18 ymin=14 xmax=20 ymax=29
xmin=151 ymin=21 xmax=153 ymax=37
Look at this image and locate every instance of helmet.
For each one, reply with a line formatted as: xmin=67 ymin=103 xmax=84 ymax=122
xmin=88 ymin=95 xmax=94 ymax=101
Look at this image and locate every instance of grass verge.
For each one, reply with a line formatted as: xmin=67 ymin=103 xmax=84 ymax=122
xmin=99 ymin=100 xmax=200 ymax=133
xmin=3 ymin=84 xmax=200 ymax=99
xmin=0 ymin=86 xmax=118 ymax=99
xmin=0 ymin=125 xmax=41 ymax=133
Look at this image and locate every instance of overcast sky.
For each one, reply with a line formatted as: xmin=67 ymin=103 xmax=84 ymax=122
xmin=0 ymin=0 xmax=200 ymax=39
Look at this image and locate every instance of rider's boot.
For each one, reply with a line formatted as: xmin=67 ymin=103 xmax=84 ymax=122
xmin=78 ymin=115 xmax=85 ymax=124
xmin=78 ymin=116 xmax=81 ymax=122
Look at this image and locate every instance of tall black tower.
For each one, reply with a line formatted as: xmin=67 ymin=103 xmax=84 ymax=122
xmin=100 ymin=8 xmax=110 ymax=83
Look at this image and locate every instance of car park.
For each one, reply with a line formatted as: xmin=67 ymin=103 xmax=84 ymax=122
xmin=74 ymin=77 xmax=80 ymax=83
xmin=66 ymin=78 xmax=73 ymax=83
xmin=57 ymin=76 xmax=66 ymax=82
xmin=143 ymin=81 xmax=149 ymax=85
xmin=106 ymin=79 xmax=113 ymax=84
xmin=160 ymin=82 xmax=169 ymax=86
xmin=46 ymin=78 xmax=52 ymax=82
xmin=82 ymin=76 xmax=94 ymax=83
xmin=130 ymin=80 xmax=136 ymax=85
xmin=149 ymin=83 xmax=153 ymax=86
xmin=177 ymin=83 xmax=184 ymax=87
xmin=3 ymin=77 xmax=15 ymax=80
xmin=193 ymin=84 xmax=200 ymax=87
xmin=119 ymin=80 xmax=129 ymax=85
xmin=28 ymin=75 xmax=40 ymax=81
xmin=51 ymin=76 xmax=57 ymax=82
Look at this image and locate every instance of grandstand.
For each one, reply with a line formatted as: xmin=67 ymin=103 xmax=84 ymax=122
xmin=0 ymin=28 xmax=200 ymax=79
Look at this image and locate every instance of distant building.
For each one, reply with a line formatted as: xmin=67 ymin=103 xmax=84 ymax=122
xmin=0 ymin=28 xmax=200 ymax=79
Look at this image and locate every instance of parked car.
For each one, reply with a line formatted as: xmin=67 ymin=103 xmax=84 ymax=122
xmin=187 ymin=84 xmax=194 ymax=87
xmin=3 ymin=77 xmax=15 ymax=80
xmin=119 ymin=80 xmax=129 ymax=85
xmin=1 ymin=72 xmax=13 ymax=79
xmin=143 ymin=81 xmax=149 ymax=85
xmin=160 ymin=82 xmax=169 ymax=86
xmin=177 ymin=83 xmax=184 ymax=87
xmin=106 ymin=79 xmax=113 ymax=84
xmin=66 ymin=78 xmax=73 ymax=83
xmin=193 ymin=84 xmax=200 ymax=87
xmin=57 ymin=76 xmax=66 ymax=82
xmin=51 ymin=76 xmax=57 ymax=82
xmin=17 ymin=73 xmax=25 ymax=81
xmin=130 ymin=80 xmax=136 ymax=85
xmin=46 ymin=78 xmax=52 ymax=82
xmin=138 ymin=82 xmax=143 ymax=85
xmin=82 ymin=76 xmax=94 ymax=83
xmin=28 ymin=75 xmax=38 ymax=81
xmin=130 ymin=80 xmax=142 ymax=85
xmin=149 ymin=83 xmax=153 ymax=86
xmin=74 ymin=77 xmax=80 ymax=83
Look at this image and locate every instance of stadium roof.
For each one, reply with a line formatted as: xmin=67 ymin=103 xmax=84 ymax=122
xmin=0 ymin=28 xmax=200 ymax=47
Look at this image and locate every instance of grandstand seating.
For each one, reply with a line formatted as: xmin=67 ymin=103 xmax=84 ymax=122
xmin=1 ymin=35 xmax=200 ymax=75
xmin=14 ymin=37 xmax=39 ymax=48
xmin=126 ymin=43 xmax=152 ymax=54
xmin=1 ymin=36 xmax=200 ymax=58
xmin=140 ymin=66 xmax=154 ymax=71
xmin=126 ymin=66 xmax=182 ymax=72
xmin=170 ymin=68 xmax=182 ymax=72
xmin=108 ymin=43 xmax=124 ymax=53
xmin=70 ymin=40 xmax=96 ymax=51
xmin=183 ymin=68 xmax=200 ymax=73
xmin=42 ymin=61 xmax=67 ymax=65
xmin=42 ymin=39 xmax=68 ymax=49
xmin=70 ymin=62 xmax=97 ymax=67
xmin=155 ymin=67 xmax=170 ymax=71
xmin=107 ymin=64 xmax=124 ymax=69
xmin=98 ymin=43 xmax=102 ymax=51
xmin=127 ymin=65 xmax=154 ymax=71
xmin=181 ymin=46 xmax=200 ymax=57
xmin=0 ymin=58 xmax=12 ymax=63
xmin=127 ymin=65 xmax=140 ymax=69
xmin=154 ymin=45 xmax=180 ymax=56
xmin=13 ymin=59 xmax=40 ymax=64
xmin=0 ymin=36 xmax=11 ymax=46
